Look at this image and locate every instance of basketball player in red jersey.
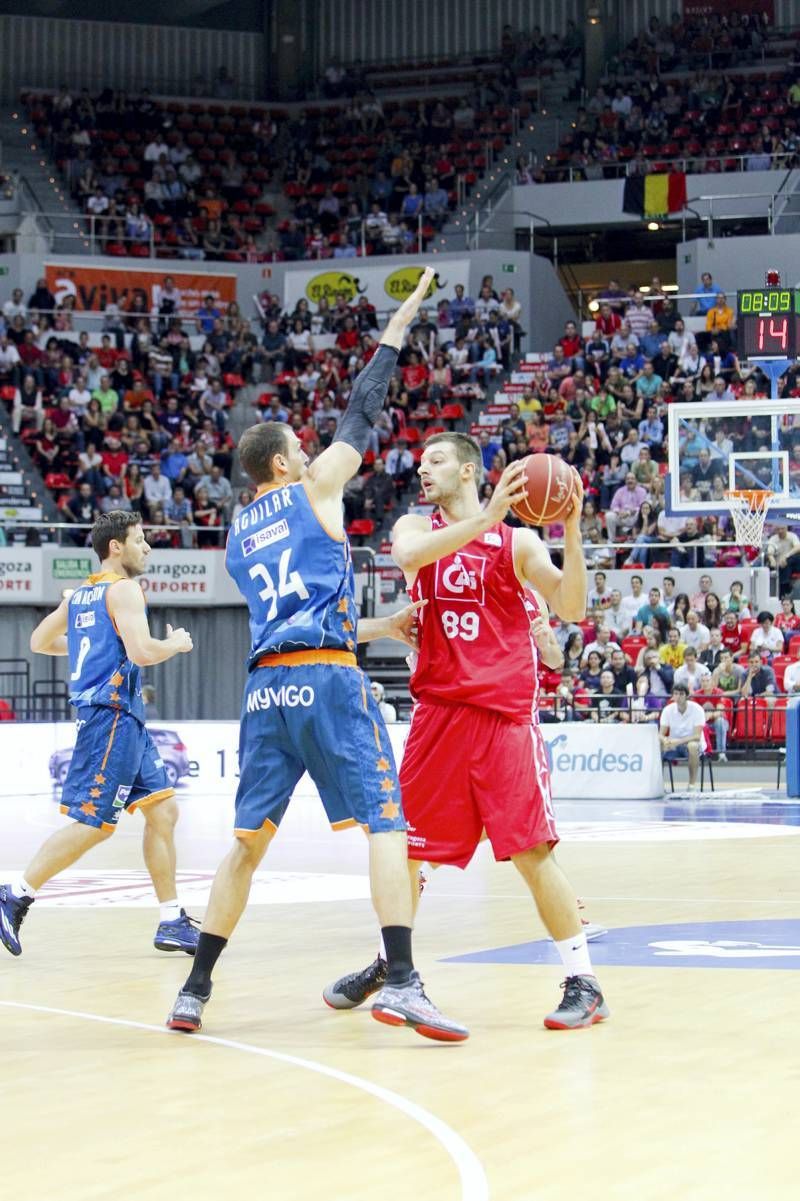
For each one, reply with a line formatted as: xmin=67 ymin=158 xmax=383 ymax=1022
xmin=325 ymin=433 xmax=609 ymax=1029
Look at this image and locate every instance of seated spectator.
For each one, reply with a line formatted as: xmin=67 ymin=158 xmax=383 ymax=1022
xmin=609 ymin=647 xmax=636 ymax=692
xmin=563 ymin=631 xmax=585 ymax=672
xmin=674 ymin=646 xmax=711 ymax=692
xmin=700 ymin=627 xmax=725 ymax=672
xmin=583 ymin=622 xmax=621 ymax=663
xmin=635 ymin=586 xmax=670 ymax=631
xmin=658 ymin=626 xmax=687 ymax=669
xmin=740 ymin=650 xmax=777 ymax=707
xmin=385 ymin=439 xmax=414 ymax=490
xmin=749 ymin=610 xmax=783 ymax=658
xmin=143 ymin=460 xmax=172 ymax=517
xmin=775 ymin=596 xmax=800 ymax=646
xmin=766 ymin=524 xmax=800 ymax=596
xmin=694 ymin=674 xmax=730 ymax=761
xmin=782 ymin=640 xmax=800 ymax=693
xmin=12 ymin=374 xmax=44 ymax=433
xmin=589 ymin=670 xmax=629 ymax=723
xmin=659 ymin=685 xmax=706 ymax=790
xmin=712 ymin=650 xmax=745 ymax=698
xmin=606 ymin=471 xmax=647 ymax=543
xmin=678 ymin=609 xmax=711 ymax=652
xmin=722 ymin=580 xmax=751 ymax=617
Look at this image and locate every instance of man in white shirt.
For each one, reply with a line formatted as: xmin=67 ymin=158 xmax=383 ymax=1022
xmin=3 ymin=288 xmax=27 ymax=323
xmin=587 ymin=570 xmax=611 ymax=610
xmin=144 ymin=136 xmax=169 ymax=163
xmin=673 ymin=647 xmax=711 ymax=692
xmin=583 ymin=622 xmax=621 ymax=664
xmin=602 ymin=588 xmax=627 ymax=636
xmin=783 ymin=643 xmax=800 ymax=693
xmin=680 ymin=609 xmax=711 ymax=651
xmin=660 ymin=684 xmax=706 ymax=789
xmin=749 ymin=611 xmax=784 ymax=658
xmin=667 ymin=318 xmax=697 ymax=360
xmin=67 ymin=376 xmax=92 ymax=418
xmin=766 ymin=525 xmax=800 ymax=595
xmin=0 ymin=334 xmax=21 ymax=383
xmin=619 ymin=575 xmax=645 ymax=631
xmin=143 ymin=461 xmax=172 ymax=515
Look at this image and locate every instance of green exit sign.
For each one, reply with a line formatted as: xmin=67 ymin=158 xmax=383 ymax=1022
xmin=501 ymin=263 xmax=517 ymax=273
xmin=0 ymin=266 xmax=9 ymax=276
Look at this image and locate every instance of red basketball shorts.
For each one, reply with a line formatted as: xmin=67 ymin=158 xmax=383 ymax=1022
xmin=399 ymin=700 xmax=558 ymax=869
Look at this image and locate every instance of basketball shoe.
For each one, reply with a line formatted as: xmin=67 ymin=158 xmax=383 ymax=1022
xmin=323 ymin=956 xmax=387 ymax=1009
xmin=543 ymin=975 xmax=610 ymax=1030
xmin=0 ymin=884 xmax=32 ymax=957
xmin=154 ymin=909 xmax=200 ymax=955
xmin=372 ymin=971 xmax=469 ymax=1042
xmin=166 ymin=984 xmax=212 ymax=1032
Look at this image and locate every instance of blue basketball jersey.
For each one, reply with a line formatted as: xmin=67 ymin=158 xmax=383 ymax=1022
xmin=226 ymin=480 xmax=359 ymax=666
xmin=66 ymin=571 xmax=145 ymax=723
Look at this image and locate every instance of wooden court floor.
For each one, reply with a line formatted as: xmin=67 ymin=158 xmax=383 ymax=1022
xmin=1 ymin=784 xmax=798 ymax=1201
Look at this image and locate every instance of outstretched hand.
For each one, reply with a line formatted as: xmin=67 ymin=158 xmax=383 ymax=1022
xmin=385 ymin=598 xmax=427 ymax=650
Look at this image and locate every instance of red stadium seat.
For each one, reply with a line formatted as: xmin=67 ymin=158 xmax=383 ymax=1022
xmin=346 ymin=519 xmax=375 ymax=541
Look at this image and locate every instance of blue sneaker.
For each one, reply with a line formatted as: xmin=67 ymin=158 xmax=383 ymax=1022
xmin=154 ymin=909 xmax=200 ymax=955
xmin=0 ymin=884 xmax=33 ymax=957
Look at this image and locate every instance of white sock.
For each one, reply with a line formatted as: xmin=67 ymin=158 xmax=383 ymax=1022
xmin=159 ymin=899 xmax=181 ymax=922
xmin=378 ymin=932 xmax=387 ymax=961
xmin=553 ymin=931 xmax=593 ymax=979
xmin=13 ymin=877 xmax=37 ymax=901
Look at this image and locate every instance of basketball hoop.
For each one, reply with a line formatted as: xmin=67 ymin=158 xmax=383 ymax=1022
xmin=724 ymin=490 xmax=774 ymax=547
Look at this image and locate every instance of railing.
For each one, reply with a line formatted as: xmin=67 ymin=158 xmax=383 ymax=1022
xmin=541 ymin=150 xmax=798 ymax=185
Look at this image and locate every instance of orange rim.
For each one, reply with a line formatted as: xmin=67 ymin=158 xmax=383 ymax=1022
xmin=724 ymin=490 xmax=774 ymax=506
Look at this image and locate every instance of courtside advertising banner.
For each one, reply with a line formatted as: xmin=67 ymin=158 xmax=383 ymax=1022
xmin=44 ymin=263 xmax=237 ymax=317
xmin=282 ymin=260 xmax=471 ymax=314
xmin=0 ymin=547 xmax=238 ymax=606
xmin=541 ymin=723 xmax=663 ymax=799
xmin=0 ymin=721 xmax=663 ymax=802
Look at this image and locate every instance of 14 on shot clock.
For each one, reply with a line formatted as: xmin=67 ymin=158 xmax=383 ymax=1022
xmin=736 ymin=287 xmax=800 ymax=359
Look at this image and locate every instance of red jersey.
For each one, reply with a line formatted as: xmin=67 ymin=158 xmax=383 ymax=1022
xmin=409 ymin=514 xmax=540 ymax=723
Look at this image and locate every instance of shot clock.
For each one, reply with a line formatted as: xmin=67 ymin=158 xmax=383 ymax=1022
xmin=736 ymin=287 xmax=800 ymax=359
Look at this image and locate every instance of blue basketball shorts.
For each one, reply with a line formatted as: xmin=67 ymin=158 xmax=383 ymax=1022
xmin=234 ymin=658 xmax=406 ymax=838
xmin=60 ymin=706 xmax=173 ymax=831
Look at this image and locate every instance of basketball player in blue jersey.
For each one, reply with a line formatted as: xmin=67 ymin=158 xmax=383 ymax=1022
xmin=167 ymin=267 xmax=468 ymax=1041
xmin=0 ymin=511 xmax=197 ymax=958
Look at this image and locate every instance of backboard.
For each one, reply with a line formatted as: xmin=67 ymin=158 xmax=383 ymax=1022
xmin=666 ymin=399 xmax=800 ymax=519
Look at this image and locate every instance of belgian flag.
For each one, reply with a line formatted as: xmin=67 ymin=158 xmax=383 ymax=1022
xmin=623 ymin=172 xmax=687 ymax=218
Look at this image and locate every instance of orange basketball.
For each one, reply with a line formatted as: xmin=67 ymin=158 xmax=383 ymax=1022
xmin=511 ymin=454 xmax=575 ymax=526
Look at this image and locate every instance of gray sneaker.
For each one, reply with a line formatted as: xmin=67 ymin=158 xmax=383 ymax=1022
xmin=371 ymin=971 xmax=469 ymax=1042
xmin=543 ymin=975 xmax=609 ymax=1030
xmin=323 ymin=956 xmax=387 ymax=1010
xmin=166 ymin=984 xmax=212 ymax=1033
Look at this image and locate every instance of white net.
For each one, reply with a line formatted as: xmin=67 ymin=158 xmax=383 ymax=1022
xmin=725 ymin=491 xmax=774 ymax=548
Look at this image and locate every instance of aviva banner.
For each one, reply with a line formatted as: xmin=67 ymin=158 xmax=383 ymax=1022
xmin=282 ymin=260 xmax=471 ymax=314
xmin=44 ymin=263 xmax=237 ymax=317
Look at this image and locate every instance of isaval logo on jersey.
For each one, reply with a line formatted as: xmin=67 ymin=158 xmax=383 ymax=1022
xmin=434 ymin=552 xmax=487 ymax=605
xmin=75 ymin=610 xmax=96 ymax=629
xmin=242 ymin=519 xmax=290 ymax=558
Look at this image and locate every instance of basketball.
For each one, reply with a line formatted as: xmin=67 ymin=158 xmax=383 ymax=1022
xmin=511 ymin=454 xmax=576 ymax=526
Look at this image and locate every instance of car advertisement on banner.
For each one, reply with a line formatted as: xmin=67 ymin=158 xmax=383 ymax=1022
xmin=282 ymin=261 xmax=471 ymax=314
xmin=0 ymin=720 xmax=662 ymax=803
xmin=44 ymin=263 xmax=237 ymax=317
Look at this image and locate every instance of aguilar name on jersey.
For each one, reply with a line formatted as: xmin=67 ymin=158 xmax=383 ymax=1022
xmin=67 ymin=571 xmax=145 ymax=722
xmin=226 ymin=480 xmax=360 ymax=665
xmin=409 ymin=515 xmax=541 ymax=723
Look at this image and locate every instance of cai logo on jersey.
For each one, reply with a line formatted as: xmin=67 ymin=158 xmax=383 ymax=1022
xmin=435 ymin=552 xmax=486 ymax=605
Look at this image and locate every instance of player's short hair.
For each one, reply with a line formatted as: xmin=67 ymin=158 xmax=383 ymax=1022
xmin=91 ymin=511 xmax=141 ymax=560
xmin=423 ymin=432 xmax=482 ymax=479
xmin=238 ymin=422 xmax=290 ymax=484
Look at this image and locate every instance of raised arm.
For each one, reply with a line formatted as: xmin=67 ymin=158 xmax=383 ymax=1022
xmin=513 ymin=471 xmax=587 ymax=622
xmin=307 ymin=267 xmax=437 ymax=500
xmin=392 ymin=460 xmax=529 ymax=576
xmin=108 ymin=578 xmax=193 ymax=667
xmin=30 ymin=599 xmax=69 ymax=656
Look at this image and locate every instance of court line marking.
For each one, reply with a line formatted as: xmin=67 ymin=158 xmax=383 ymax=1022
xmin=0 ymin=999 xmax=489 ymax=1201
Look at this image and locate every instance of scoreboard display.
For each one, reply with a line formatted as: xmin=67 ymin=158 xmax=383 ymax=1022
xmin=736 ymin=288 xmax=800 ymax=359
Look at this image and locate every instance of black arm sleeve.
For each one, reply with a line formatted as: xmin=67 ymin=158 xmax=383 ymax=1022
xmin=333 ymin=344 xmax=399 ymax=455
